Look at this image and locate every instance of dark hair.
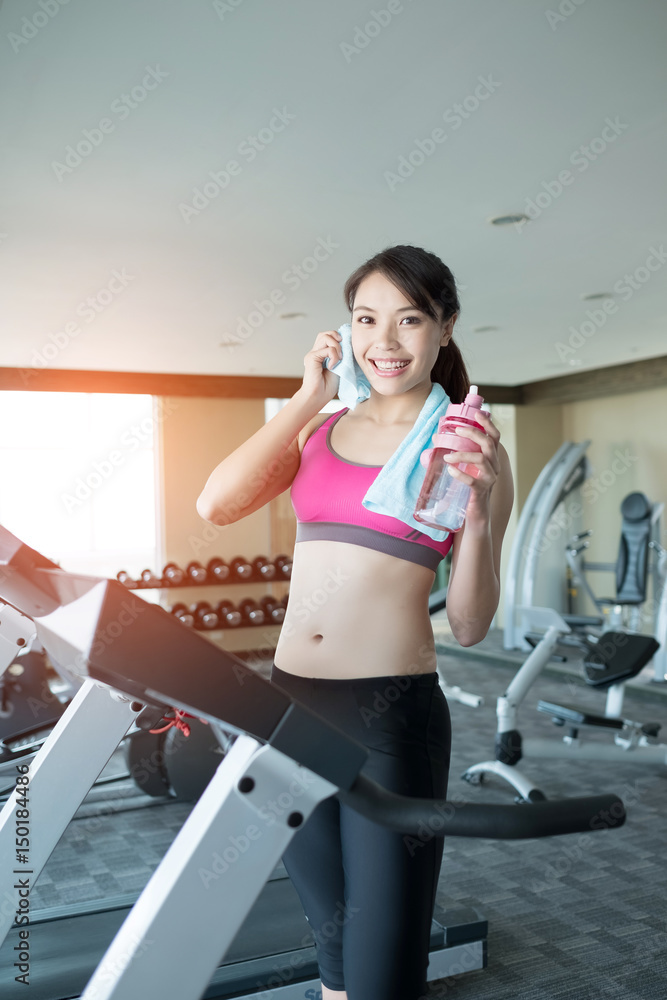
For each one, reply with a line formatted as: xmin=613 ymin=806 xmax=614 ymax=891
xmin=343 ymin=244 xmax=470 ymax=402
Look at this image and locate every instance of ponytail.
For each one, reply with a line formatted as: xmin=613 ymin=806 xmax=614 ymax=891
xmin=430 ymin=339 xmax=470 ymax=405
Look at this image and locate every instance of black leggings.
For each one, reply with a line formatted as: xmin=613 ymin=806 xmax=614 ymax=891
xmin=269 ymin=663 xmax=452 ymax=1000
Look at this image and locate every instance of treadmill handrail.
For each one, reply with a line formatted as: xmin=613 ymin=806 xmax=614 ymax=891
xmin=338 ymin=774 xmax=625 ymax=838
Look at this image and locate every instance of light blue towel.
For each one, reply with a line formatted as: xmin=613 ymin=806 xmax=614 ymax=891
xmin=323 ymin=322 xmax=371 ymax=409
xmin=324 ymin=322 xmax=451 ymax=541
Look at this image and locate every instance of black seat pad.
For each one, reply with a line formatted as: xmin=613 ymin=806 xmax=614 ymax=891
xmin=583 ymin=632 xmax=660 ymax=687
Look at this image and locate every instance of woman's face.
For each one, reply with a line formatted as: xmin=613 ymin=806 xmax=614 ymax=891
xmin=351 ymin=271 xmax=455 ymax=398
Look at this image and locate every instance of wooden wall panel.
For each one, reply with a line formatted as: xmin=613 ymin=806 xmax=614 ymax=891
xmin=0 ymin=367 xmax=302 ymax=399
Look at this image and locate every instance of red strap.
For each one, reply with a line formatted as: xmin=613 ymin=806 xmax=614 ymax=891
xmin=149 ymin=709 xmax=210 ymax=737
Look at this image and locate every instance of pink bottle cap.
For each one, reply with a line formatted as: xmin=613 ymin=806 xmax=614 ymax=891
xmin=430 ymin=384 xmax=486 ymax=452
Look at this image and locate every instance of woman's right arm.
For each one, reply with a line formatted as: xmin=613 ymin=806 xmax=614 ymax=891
xmin=196 ymin=330 xmax=343 ymax=525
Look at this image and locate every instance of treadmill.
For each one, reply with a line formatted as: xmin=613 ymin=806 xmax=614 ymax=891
xmin=0 ymin=526 xmax=626 ymax=999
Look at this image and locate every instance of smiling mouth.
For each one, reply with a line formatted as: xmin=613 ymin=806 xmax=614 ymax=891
xmin=370 ymin=359 xmax=411 ymax=371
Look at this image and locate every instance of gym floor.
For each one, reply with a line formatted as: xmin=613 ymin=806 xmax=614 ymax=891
xmin=5 ymin=626 xmax=666 ymax=1000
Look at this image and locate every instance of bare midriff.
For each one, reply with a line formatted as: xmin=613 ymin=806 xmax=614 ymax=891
xmin=273 ymin=538 xmax=438 ymax=679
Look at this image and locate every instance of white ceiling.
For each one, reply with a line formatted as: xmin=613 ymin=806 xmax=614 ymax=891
xmin=1 ymin=0 xmax=665 ymax=387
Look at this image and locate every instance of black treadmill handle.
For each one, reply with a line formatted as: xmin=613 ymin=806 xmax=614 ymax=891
xmin=337 ymin=774 xmax=625 ymax=839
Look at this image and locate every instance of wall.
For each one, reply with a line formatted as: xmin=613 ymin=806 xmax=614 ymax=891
xmin=156 ymin=395 xmax=282 ymax=653
xmin=514 ymin=404 xmax=565 ymax=510
xmin=562 ymin=384 xmax=667 ymax=613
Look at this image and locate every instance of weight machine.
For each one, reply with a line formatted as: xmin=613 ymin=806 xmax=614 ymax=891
xmin=504 ymin=441 xmax=667 ymax=683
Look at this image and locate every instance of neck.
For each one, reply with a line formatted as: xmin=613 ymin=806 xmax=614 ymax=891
xmin=358 ymin=382 xmax=434 ymax=425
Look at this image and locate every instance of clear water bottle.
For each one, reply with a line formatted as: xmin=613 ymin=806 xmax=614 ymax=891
xmin=414 ymin=385 xmax=486 ymax=532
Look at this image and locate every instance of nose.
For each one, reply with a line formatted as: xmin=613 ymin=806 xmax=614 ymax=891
xmin=371 ymin=326 xmax=402 ymax=350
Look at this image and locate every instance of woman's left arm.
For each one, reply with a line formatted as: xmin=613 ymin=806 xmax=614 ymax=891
xmin=443 ymin=412 xmax=514 ymax=646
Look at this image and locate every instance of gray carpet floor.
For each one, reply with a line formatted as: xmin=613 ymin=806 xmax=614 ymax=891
xmin=2 ymin=636 xmax=666 ymax=999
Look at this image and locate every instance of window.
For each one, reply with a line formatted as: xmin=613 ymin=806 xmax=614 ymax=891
xmin=0 ymin=392 xmax=158 ymax=580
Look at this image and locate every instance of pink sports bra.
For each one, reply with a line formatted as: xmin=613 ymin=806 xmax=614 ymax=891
xmin=290 ymin=408 xmax=453 ymax=571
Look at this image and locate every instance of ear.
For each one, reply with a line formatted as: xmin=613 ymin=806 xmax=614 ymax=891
xmin=439 ymin=311 xmax=458 ymax=347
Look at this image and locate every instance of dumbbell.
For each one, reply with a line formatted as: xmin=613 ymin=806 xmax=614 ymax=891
xmin=214 ymin=600 xmax=243 ymax=628
xmin=274 ymin=554 xmax=292 ymax=579
xmin=190 ymin=601 xmax=219 ymax=630
xmin=163 ymin=562 xmax=185 ymax=586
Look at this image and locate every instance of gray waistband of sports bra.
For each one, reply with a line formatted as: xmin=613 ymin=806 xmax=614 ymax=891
xmin=295 ymin=521 xmax=441 ymax=571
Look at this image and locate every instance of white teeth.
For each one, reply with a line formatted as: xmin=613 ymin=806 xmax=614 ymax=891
xmin=373 ymin=360 xmax=410 ymax=370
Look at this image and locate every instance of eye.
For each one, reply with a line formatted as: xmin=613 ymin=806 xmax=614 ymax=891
xmin=356 ymin=315 xmax=422 ymax=324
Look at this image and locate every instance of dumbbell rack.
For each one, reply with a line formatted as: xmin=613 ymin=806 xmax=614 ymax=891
xmin=118 ymin=557 xmax=290 ymax=656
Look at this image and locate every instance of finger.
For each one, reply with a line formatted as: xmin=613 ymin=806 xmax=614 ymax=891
xmin=447 ymin=464 xmax=477 ymax=484
xmin=454 ymin=422 xmax=496 ymax=445
xmin=313 ymin=338 xmax=343 ymax=365
xmin=469 ymin=410 xmax=501 ymax=442
xmin=445 ymin=454 xmax=497 ymax=482
xmin=443 ymin=450 xmax=487 ymax=467
xmin=454 ymin=427 xmax=500 ymax=468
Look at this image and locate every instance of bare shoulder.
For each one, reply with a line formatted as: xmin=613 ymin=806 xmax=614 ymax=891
xmin=296 ymin=408 xmax=340 ymax=456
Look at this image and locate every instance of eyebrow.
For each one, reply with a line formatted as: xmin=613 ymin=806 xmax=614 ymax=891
xmin=352 ymin=305 xmax=424 ymax=313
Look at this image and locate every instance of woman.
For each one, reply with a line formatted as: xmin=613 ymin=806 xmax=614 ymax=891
xmin=197 ymin=244 xmax=514 ymax=1000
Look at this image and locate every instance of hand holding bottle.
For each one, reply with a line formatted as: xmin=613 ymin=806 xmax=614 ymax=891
xmin=443 ymin=408 xmax=502 ymax=528
xmin=414 ymin=386 xmax=501 ymax=531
